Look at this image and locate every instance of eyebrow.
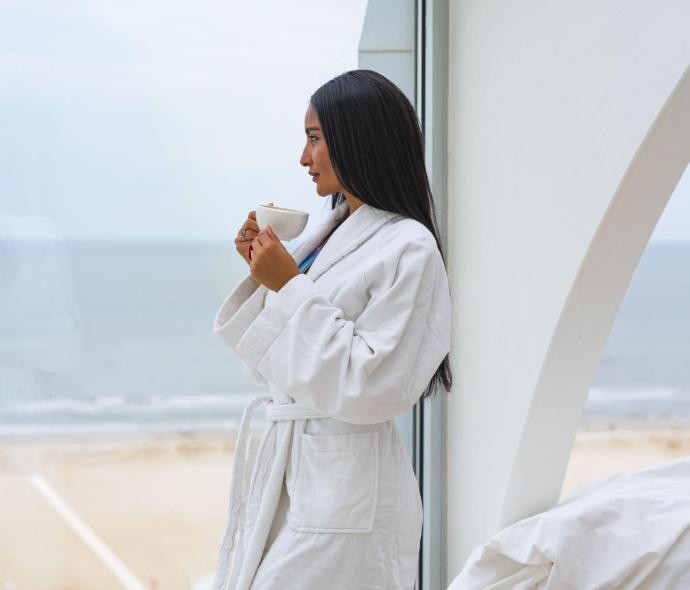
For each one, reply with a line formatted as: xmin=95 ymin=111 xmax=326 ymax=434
xmin=305 ymin=126 xmax=321 ymax=133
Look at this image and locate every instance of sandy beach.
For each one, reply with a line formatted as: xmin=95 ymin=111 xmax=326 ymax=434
xmin=1 ymin=423 xmax=689 ymax=590
xmin=561 ymin=421 xmax=690 ymax=500
xmin=0 ymin=428 xmax=266 ymax=590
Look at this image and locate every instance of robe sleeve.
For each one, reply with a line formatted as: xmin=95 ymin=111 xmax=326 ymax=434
xmin=242 ymin=360 xmax=270 ymax=386
xmin=213 ymin=274 xmax=269 ymax=388
xmin=214 ymin=238 xmax=451 ymax=424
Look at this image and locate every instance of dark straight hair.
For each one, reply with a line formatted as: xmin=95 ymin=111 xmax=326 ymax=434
xmin=309 ymin=69 xmax=453 ymax=400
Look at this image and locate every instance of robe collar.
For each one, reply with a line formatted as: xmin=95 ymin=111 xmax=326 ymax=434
xmin=288 ymin=200 xmax=401 ymax=283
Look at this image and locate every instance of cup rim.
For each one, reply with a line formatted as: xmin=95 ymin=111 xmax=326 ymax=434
xmin=257 ymin=204 xmax=307 ymax=215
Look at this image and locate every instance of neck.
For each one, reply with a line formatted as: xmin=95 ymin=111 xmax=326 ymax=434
xmin=343 ymin=193 xmax=363 ymax=215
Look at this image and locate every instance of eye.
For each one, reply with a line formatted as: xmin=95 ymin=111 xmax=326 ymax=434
xmin=308 ymin=135 xmax=319 ymax=143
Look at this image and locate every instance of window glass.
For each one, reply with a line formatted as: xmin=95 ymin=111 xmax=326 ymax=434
xmin=562 ymin=165 xmax=690 ymax=500
xmin=0 ymin=2 xmax=367 ymax=587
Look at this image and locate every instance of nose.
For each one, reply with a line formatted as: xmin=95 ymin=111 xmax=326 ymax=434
xmin=300 ymin=143 xmax=311 ymax=167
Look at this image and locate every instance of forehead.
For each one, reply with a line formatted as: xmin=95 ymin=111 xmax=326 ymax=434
xmin=304 ymin=104 xmax=320 ymax=125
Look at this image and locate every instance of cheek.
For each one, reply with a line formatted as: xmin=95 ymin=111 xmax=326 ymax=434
xmin=315 ymin=146 xmax=333 ymax=175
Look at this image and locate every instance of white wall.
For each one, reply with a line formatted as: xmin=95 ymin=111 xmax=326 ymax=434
xmin=445 ymin=0 xmax=690 ymax=580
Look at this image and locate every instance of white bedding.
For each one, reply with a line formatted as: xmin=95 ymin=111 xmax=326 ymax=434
xmin=448 ymin=456 xmax=690 ymax=590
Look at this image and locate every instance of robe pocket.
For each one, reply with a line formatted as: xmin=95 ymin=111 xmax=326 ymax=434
xmin=289 ymin=431 xmax=379 ymax=534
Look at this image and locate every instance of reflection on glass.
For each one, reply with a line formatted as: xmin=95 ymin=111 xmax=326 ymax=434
xmin=0 ymin=1 xmax=367 ymax=587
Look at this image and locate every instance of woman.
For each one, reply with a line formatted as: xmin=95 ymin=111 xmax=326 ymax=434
xmin=211 ymin=69 xmax=452 ymax=590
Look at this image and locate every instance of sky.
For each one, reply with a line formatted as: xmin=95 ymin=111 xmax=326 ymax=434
xmin=0 ymin=0 xmax=369 ymax=241
xmin=0 ymin=0 xmax=687 ymax=243
xmin=656 ymin=165 xmax=690 ymax=241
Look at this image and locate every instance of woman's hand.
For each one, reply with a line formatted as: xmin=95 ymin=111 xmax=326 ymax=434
xmin=250 ymin=225 xmax=301 ymax=292
xmin=235 ymin=208 xmax=264 ymax=266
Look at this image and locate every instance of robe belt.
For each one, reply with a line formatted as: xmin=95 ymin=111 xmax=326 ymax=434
xmin=212 ymin=393 xmax=324 ymax=590
xmin=264 ymin=399 xmax=325 ymax=421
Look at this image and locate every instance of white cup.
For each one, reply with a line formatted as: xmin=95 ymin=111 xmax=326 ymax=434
xmin=256 ymin=203 xmax=309 ymax=240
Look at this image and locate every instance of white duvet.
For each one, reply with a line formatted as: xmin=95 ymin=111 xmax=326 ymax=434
xmin=448 ymin=456 xmax=690 ymax=590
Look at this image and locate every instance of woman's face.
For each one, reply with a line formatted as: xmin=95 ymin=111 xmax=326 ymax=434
xmin=300 ymin=104 xmax=342 ymax=197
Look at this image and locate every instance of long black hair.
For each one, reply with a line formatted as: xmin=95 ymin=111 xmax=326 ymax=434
xmin=309 ymin=69 xmax=453 ymax=400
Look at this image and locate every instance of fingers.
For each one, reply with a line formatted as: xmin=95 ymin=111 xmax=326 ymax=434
xmin=238 ymin=213 xmax=260 ymax=241
xmin=244 ymin=216 xmax=259 ymax=231
xmin=244 ymin=211 xmax=258 ymax=235
xmin=241 ymin=225 xmax=259 ymax=237
xmin=237 ymin=210 xmax=271 ymax=247
xmin=253 ymin=225 xmax=276 ymax=247
xmin=256 ymin=225 xmax=276 ymax=242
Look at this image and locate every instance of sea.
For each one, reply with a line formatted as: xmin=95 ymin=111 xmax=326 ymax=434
xmin=0 ymin=238 xmax=688 ymax=437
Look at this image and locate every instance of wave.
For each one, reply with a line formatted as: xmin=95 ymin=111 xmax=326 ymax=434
xmin=0 ymin=392 xmax=269 ymax=438
xmin=0 ymin=418 xmax=259 ymax=438
xmin=3 ymin=392 xmax=260 ymax=415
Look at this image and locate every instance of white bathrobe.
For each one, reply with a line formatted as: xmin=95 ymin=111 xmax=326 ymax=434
xmin=211 ymin=200 xmax=452 ymax=590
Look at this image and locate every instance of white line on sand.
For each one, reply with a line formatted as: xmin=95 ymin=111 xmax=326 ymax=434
xmin=28 ymin=473 xmax=149 ymax=590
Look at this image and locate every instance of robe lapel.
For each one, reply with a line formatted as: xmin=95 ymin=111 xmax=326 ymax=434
xmin=286 ymin=199 xmax=350 ymax=267
xmin=301 ymin=201 xmax=401 ymax=283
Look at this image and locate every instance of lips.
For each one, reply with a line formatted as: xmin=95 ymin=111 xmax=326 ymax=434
xmin=309 ymin=172 xmax=320 ymax=182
